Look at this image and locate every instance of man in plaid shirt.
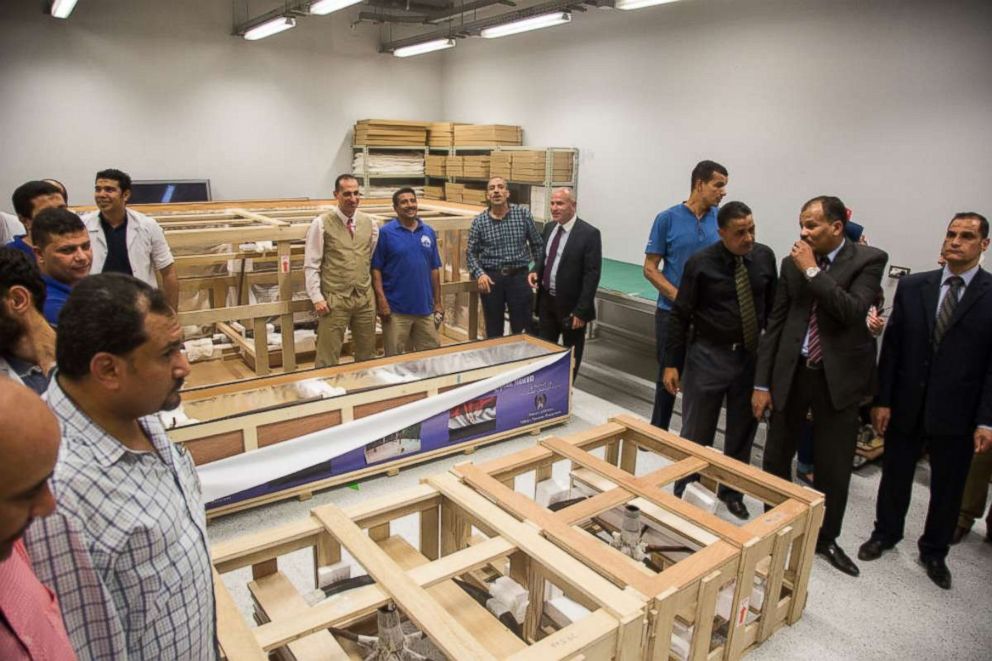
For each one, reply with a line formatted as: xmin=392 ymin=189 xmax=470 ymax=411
xmin=25 ymin=273 xmax=216 ymax=660
xmin=466 ymin=177 xmax=544 ymax=337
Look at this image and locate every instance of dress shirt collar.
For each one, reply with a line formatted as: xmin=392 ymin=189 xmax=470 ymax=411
xmin=718 ymin=242 xmax=752 ymax=265
xmin=822 ymin=238 xmax=845 ymax=265
xmin=940 ymin=263 xmax=979 ymax=287
xmin=334 ymin=206 xmax=353 ymax=225
xmin=48 ymin=373 xmax=167 ymax=469
xmin=555 ymin=215 xmax=577 ymax=234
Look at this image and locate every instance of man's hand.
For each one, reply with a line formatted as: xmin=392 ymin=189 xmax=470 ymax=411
xmin=571 ymin=315 xmax=586 ymax=330
xmin=871 ymin=406 xmax=891 ymax=437
xmin=314 ymin=300 xmax=330 ymax=316
xmin=866 ymin=305 xmax=886 ymax=337
xmin=377 ymin=300 xmax=391 ymax=323
xmin=975 ymin=427 xmax=992 ymax=453
xmin=790 ymin=240 xmax=817 ymax=272
xmin=477 ymin=274 xmax=493 ymax=294
xmin=527 ymin=272 xmax=538 ymax=288
xmin=752 ymin=389 xmax=772 ymax=420
xmin=662 ymin=368 xmax=680 ymax=396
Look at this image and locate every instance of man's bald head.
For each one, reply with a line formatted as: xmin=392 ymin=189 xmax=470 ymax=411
xmin=0 ymin=379 xmax=60 ymax=559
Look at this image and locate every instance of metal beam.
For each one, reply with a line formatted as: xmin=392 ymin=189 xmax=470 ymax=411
xmin=232 ymin=1 xmax=311 ymax=37
xmin=426 ymin=0 xmax=516 ymax=24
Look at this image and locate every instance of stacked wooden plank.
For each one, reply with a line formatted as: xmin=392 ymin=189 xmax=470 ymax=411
xmin=428 ymin=121 xmax=461 ymax=148
xmin=426 ymin=154 xmax=447 ymax=177
xmin=490 ymin=152 xmax=512 ymax=180
xmin=424 ymin=185 xmax=445 ymax=200
xmin=454 ymin=124 xmax=523 ymax=146
xmin=444 ymin=183 xmax=487 ymax=204
xmin=510 ymin=150 xmax=574 ymax=184
xmin=354 ymin=119 xmax=428 ymax=146
xmin=446 ymin=156 xmax=464 ymax=178
xmin=462 ymin=155 xmax=491 ymax=179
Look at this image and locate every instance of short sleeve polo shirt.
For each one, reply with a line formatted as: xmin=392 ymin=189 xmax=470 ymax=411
xmin=645 ymin=203 xmax=720 ymax=311
xmin=371 ymin=219 xmax=442 ymax=316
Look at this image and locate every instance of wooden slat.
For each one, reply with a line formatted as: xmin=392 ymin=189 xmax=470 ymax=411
xmin=214 ymin=568 xmax=268 ymax=661
xmin=249 ymin=572 xmax=349 ymax=660
xmin=311 ymin=504 xmax=498 ymax=661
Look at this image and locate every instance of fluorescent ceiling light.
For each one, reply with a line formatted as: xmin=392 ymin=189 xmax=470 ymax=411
xmin=394 ymin=38 xmax=456 ymax=58
xmin=310 ymin=0 xmax=362 ymax=16
xmin=50 ymin=0 xmax=79 ymax=19
xmin=480 ymin=12 xmax=571 ymax=39
xmin=615 ymin=0 xmax=683 ymax=10
xmin=244 ymin=17 xmax=297 ymax=41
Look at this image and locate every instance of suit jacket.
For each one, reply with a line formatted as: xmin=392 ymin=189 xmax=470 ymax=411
xmin=756 ymin=240 xmax=888 ymax=411
xmin=875 ymin=267 xmax=992 ymax=437
xmin=536 ymin=218 xmax=602 ymax=321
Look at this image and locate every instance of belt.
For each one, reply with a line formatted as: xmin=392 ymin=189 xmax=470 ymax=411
xmin=802 ymin=357 xmax=824 ymax=370
xmin=488 ymin=266 xmax=528 ymax=276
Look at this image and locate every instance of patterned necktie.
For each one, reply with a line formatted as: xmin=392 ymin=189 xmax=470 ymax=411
xmin=933 ymin=276 xmax=964 ymax=346
xmin=542 ymin=225 xmax=565 ymax=292
xmin=346 ymin=217 xmax=355 ymax=238
xmin=735 ymin=255 xmax=759 ymax=352
xmin=806 ymin=256 xmax=830 ymax=364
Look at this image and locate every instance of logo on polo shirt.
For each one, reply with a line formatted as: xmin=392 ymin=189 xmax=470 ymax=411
xmin=421 ymin=236 xmax=432 ymax=248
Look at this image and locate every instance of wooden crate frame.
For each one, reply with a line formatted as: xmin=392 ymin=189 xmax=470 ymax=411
xmin=452 ymin=415 xmax=825 ymax=660
xmin=211 ymin=479 xmax=648 ymax=660
xmin=170 ymin=335 xmax=572 ymax=518
xmin=92 ymin=198 xmax=489 ymax=377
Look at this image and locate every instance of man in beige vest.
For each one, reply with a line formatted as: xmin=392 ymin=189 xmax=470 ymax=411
xmin=304 ymin=174 xmax=379 ymax=367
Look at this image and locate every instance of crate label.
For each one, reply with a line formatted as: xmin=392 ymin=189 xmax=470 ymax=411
xmin=738 ymin=597 xmax=750 ymax=626
xmin=280 ymin=255 xmax=290 ymax=274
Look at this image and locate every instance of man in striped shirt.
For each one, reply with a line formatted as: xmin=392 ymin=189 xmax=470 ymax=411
xmin=25 ymin=273 xmax=216 ymax=659
xmin=466 ymin=177 xmax=544 ymax=337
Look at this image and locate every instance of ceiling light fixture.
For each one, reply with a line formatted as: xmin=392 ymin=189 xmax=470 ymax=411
xmin=615 ymin=0 xmax=683 ymax=10
xmin=309 ymin=0 xmax=363 ymax=16
xmin=244 ymin=17 xmax=297 ymax=41
xmin=50 ymin=0 xmax=80 ymax=19
xmin=393 ymin=38 xmax=456 ymax=58
xmin=480 ymin=11 xmax=571 ymax=39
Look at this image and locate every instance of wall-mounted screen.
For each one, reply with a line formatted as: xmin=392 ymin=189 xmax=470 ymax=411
xmin=130 ymin=179 xmax=211 ymax=204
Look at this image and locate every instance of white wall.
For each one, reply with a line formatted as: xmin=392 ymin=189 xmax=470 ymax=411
xmin=440 ymin=0 xmax=992 ymax=276
xmin=0 ymin=0 xmax=444 ymax=203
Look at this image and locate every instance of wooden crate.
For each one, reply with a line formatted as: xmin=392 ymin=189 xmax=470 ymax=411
xmin=452 ymin=415 xmax=825 ymax=659
xmin=354 ymin=119 xmax=429 ymax=146
xmin=211 ymin=480 xmax=648 ymax=660
xmin=454 ymin=124 xmax=523 ymax=146
xmin=170 ymin=335 xmax=571 ymax=517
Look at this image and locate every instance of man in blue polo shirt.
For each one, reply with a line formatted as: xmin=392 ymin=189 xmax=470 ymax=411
xmin=31 ymin=208 xmax=92 ymax=326
xmin=372 ymin=188 xmax=444 ymax=356
xmin=643 ymin=160 xmax=727 ymax=430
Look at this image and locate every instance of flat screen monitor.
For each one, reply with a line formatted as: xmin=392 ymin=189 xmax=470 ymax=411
xmin=130 ymin=179 xmax=211 ymax=204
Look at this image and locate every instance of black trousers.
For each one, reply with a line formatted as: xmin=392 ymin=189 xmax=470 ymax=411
xmin=763 ymin=364 xmax=859 ymax=544
xmin=537 ymin=291 xmax=585 ymax=380
xmin=872 ymin=428 xmax=975 ymax=560
xmin=481 ymin=270 xmax=532 ymax=338
xmin=674 ymin=340 xmax=758 ymax=503
xmin=651 ymin=308 xmax=676 ymax=429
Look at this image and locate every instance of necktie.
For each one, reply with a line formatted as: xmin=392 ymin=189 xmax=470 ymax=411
xmin=542 ymin=225 xmax=565 ymax=292
xmin=933 ymin=276 xmax=964 ymax=346
xmin=806 ymin=256 xmax=830 ymax=364
xmin=346 ymin=217 xmax=355 ymax=238
xmin=735 ymin=256 xmax=759 ymax=352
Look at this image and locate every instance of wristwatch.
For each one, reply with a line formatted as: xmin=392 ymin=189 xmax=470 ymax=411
xmin=804 ymin=266 xmax=821 ymax=280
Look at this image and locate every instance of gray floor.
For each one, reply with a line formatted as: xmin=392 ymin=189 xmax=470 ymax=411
xmin=209 ymin=350 xmax=992 ymax=660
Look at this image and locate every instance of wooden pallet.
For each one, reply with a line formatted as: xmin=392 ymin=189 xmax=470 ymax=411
xmin=212 ymin=481 xmax=647 ymax=660
xmin=453 ymin=414 xmax=825 ymax=660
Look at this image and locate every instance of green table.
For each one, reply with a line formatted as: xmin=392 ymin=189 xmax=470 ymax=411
xmin=599 ymin=258 xmax=657 ymax=302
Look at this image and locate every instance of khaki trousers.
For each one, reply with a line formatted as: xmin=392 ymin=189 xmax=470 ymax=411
xmin=315 ymin=292 xmax=376 ymax=367
xmin=958 ymin=448 xmax=992 ymax=529
xmin=382 ymin=313 xmax=439 ymax=357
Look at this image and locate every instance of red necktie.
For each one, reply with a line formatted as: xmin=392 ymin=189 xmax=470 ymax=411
xmin=542 ymin=225 xmax=565 ymax=292
xmin=346 ymin=218 xmax=355 ymax=238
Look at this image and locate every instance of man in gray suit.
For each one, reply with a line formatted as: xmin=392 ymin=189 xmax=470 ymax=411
xmin=752 ymin=195 xmax=887 ymax=577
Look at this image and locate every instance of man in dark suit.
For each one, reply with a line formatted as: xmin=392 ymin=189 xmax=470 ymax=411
xmin=753 ymin=195 xmax=887 ymax=577
xmin=858 ymin=212 xmax=992 ymax=589
xmin=535 ymin=187 xmax=602 ymax=379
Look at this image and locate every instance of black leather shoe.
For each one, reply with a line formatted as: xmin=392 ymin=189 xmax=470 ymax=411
xmin=950 ymin=525 xmax=970 ymax=545
xmin=724 ymin=499 xmax=750 ymax=520
xmin=857 ymin=538 xmax=893 ymax=561
xmin=920 ymin=555 xmax=952 ymax=590
xmin=816 ymin=542 xmax=860 ymax=577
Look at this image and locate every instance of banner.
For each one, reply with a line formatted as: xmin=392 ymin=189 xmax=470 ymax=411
xmin=200 ymin=349 xmax=571 ymax=508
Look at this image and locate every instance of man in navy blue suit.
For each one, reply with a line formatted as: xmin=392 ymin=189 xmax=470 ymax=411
xmin=858 ymin=212 xmax=992 ymax=589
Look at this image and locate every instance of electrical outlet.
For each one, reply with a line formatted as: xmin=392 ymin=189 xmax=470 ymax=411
xmin=888 ymin=265 xmax=910 ymax=279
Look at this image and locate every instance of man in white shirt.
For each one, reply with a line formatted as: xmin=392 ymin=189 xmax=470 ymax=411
xmin=303 ymin=174 xmax=379 ymax=367
xmin=81 ymin=169 xmax=178 ymax=310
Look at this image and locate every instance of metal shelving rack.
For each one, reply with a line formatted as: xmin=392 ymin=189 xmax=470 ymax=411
xmin=351 ymin=144 xmax=430 ymax=195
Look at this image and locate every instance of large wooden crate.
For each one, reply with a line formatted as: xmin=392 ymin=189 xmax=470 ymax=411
xmin=451 ymin=415 xmax=825 ymax=659
xmin=171 ymin=336 xmax=572 ymax=517
xmin=211 ymin=480 xmax=648 ymax=660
